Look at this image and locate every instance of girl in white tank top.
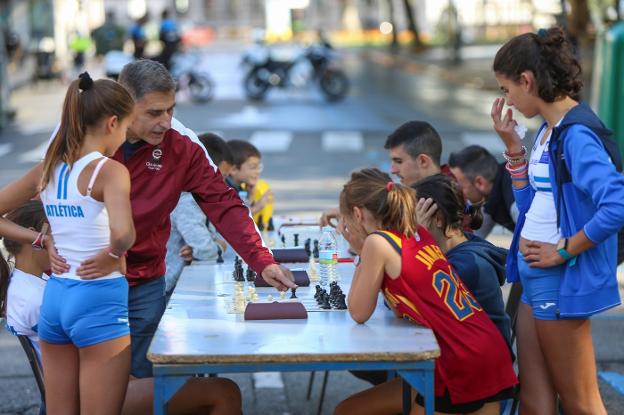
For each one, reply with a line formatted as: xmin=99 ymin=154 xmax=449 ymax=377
xmin=0 ymin=73 xmax=135 ymax=415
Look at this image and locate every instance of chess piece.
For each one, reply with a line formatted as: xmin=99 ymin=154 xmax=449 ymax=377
xmin=281 ymin=234 xmax=286 ymax=247
xmin=320 ymin=296 xmax=331 ymax=309
xmin=290 ymin=287 xmax=298 ymax=299
xmin=293 ymin=233 xmax=299 ymax=247
xmin=267 ymin=294 xmax=274 ymax=302
xmin=280 ymin=290 xmax=287 ymax=300
xmin=216 ymin=247 xmax=224 ymax=263
xmin=308 ymin=255 xmax=319 ymax=282
xmin=313 ymin=240 xmax=319 ymax=258
xmin=304 ymin=239 xmax=311 ymax=257
xmin=257 ymin=215 xmax=264 ymax=231
xmin=336 ymin=294 xmax=347 ymax=310
xmin=267 ymin=217 xmax=275 ymax=231
xmin=246 ymin=267 xmax=256 ymax=282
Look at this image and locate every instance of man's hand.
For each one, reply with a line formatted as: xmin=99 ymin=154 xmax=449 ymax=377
xmin=43 ymin=234 xmax=69 ymax=275
xmin=320 ymin=207 xmax=339 ymax=228
xmin=523 ymin=241 xmax=566 ymax=268
xmin=416 ymin=198 xmax=438 ymax=232
xmin=261 ymin=264 xmax=296 ymax=291
xmin=77 ymin=250 xmax=126 ymax=280
xmin=180 ymin=244 xmax=193 ymax=264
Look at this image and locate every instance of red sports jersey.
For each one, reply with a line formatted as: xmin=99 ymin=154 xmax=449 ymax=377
xmin=112 ymin=121 xmax=275 ymax=286
xmin=377 ymin=228 xmax=517 ymax=404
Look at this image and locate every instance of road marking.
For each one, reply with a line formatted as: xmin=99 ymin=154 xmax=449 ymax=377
xmin=252 ymin=372 xmax=285 ymax=389
xmin=0 ymin=143 xmax=12 ymax=158
xmin=599 ymin=371 xmax=624 ymax=396
xmin=322 ymin=131 xmax=363 ymax=152
xmin=250 ymin=131 xmax=293 ymax=153
xmin=19 ymin=141 xmax=48 ymax=163
xmin=461 ymin=132 xmax=506 ymax=155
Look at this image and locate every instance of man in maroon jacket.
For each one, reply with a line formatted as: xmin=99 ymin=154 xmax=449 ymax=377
xmin=77 ymin=60 xmax=294 ymax=378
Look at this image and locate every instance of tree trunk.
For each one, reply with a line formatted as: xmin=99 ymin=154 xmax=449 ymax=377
xmin=401 ymin=0 xmax=423 ymax=47
xmin=387 ymin=0 xmax=399 ymax=48
xmin=568 ymin=0 xmax=590 ymax=41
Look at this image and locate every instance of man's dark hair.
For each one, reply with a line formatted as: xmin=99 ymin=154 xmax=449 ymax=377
xmin=384 ymin=121 xmax=442 ymax=166
xmin=198 ymin=133 xmax=234 ymax=166
xmin=448 ymin=145 xmax=498 ymax=183
xmin=227 ymin=139 xmax=261 ymax=167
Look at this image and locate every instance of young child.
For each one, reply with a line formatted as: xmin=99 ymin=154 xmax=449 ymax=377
xmin=164 ymin=132 xmax=231 ymax=296
xmin=1 ymin=201 xmax=242 ymax=415
xmin=226 ymin=139 xmax=273 ymax=228
xmin=335 ymin=168 xmax=517 ymax=415
xmin=0 ymin=73 xmax=136 ymax=415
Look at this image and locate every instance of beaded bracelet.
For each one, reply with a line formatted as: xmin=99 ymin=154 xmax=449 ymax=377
xmin=504 ymin=146 xmax=527 ymax=158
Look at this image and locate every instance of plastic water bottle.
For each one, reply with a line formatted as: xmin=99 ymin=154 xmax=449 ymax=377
xmin=318 ymin=226 xmax=337 ymax=286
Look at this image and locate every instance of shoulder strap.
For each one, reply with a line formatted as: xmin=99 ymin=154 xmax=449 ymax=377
xmin=371 ymin=231 xmax=402 ymax=255
xmin=86 ymin=158 xmax=109 ymax=197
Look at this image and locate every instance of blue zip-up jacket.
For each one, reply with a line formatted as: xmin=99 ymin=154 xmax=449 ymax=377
xmin=507 ymin=102 xmax=624 ymax=318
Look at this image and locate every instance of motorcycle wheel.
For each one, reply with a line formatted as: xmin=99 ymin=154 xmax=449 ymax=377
xmin=244 ymin=69 xmax=270 ymax=101
xmin=319 ymin=69 xmax=349 ymax=102
xmin=188 ymin=73 xmax=215 ymax=103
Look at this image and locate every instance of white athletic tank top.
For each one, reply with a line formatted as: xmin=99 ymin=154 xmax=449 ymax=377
xmin=40 ymin=151 xmax=122 ymax=280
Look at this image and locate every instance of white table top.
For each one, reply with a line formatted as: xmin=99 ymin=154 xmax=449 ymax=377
xmin=148 ymin=262 xmax=439 ymax=365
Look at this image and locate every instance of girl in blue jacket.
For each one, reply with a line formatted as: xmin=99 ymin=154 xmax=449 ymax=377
xmin=491 ymin=27 xmax=624 ymax=414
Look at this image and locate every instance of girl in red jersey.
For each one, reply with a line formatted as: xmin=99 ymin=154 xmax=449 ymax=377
xmin=333 ymin=168 xmax=517 ymax=415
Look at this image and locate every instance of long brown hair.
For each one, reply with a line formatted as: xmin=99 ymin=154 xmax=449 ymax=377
xmin=339 ymin=168 xmax=418 ymax=237
xmin=492 ymin=27 xmax=582 ymax=102
xmin=40 ymin=74 xmax=134 ymax=190
xmin=0 ymin=201 xmax=47 ymax=317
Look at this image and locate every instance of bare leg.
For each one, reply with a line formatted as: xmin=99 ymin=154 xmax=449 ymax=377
xmin=334 ymin=378 xmax=405 ymax=415
xmin=536 ymin=318 xmax=607 ymax=415
xmin=79 ymin=335 xmax=131 ymax=415
xmin=40 ymin=341 xmax=79 ymax=415
xmin=410 ymin=401 xmax=499 ymax=415
xmin=516 ymin=303 xmax=557 ymax=415
xmin=122 ymin=376 xmax=242 ymax=415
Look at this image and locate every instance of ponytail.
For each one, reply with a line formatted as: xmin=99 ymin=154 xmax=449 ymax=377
xmin=339 ymin=168 xmax=418 ymax=237
xmin=0 ymin=201 xmax=47 ymax=317
xmin=40 ymin=73 xmax=134 ymax=191
xmin=465 ymin=203 xmax=483 ymax=231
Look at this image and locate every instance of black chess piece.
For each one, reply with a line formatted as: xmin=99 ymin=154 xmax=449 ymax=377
xmin=336 ymin=294 xmax=347 ymax=310
xmin=267 ymin=217 xmax=274 ymax=231
xmin=304 ymin=239 xmax=311 ymax=257
xmin=313 ymin=240 xmax=319 ymax=258
xmin=293 ymin=233 xmax=299 ymax=247
xmin=216 ymin=247 xmax=224 ymax=263
xmin=246 ymin=267 xmax=256 ymax=282
xmin=290 ymin=287 xmax=298 ymax=299
xmin=257 ymin=215 xmax=264 ymax=231
xmin=281 ymin=235 xmax=286 ymax=245
xmin=320 ymin=296 xmax=331 ymax=309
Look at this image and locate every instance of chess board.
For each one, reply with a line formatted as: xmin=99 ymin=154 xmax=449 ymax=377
xmin=276 ymin=224 xmax=352 ymax=259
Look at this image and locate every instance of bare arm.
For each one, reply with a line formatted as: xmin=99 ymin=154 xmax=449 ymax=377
xmin=348 ymin=235 xmax=388 ymax=324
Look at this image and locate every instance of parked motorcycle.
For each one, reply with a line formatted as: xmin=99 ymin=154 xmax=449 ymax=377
xmin=104 ymin=50 xmax=215 ymax=103
xmin=242 ymin=42 xmax=349 ymax=102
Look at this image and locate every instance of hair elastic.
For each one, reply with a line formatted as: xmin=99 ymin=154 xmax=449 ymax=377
xmin=386 ymin=181 xmax=394 ymax=192
xmin=78 ymin=72 xmax=94 ymax=91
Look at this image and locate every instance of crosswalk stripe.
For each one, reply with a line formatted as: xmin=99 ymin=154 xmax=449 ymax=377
xmin=249 ymin=131 xmax=293 ymax=153
xmin=0 ymin=143 xmax=12 ymax=158
xmin=599 ymin=371 xmax=624 ymax=396
xmin=252 ymin=372 xmax=285 ymax=389
xmin=461 ymin=132 xmax=506 ymax=155
xmin=19 ymin=141 xmax=48 ymax=163
xmin=322 ymin=131 xmax=363 ymax=152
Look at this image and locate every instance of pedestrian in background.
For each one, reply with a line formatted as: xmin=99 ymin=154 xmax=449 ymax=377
xmin=492 ymin=26 xmax=624 ymax=414
xmin=91 ymin=11 xmax=126 ymax=57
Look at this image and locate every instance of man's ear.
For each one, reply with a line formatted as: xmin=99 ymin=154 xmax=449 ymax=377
xmin=473 ymin=175 xmax=488 ymax=193
xmin=417 ymin=153 xmax=433 ymax=168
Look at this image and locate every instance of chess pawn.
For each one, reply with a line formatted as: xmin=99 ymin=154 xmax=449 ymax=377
xmin=280 ymin=235 xmax=286 ymax=248
xmin=267 ymin=294 xmax=274 ymax=302
xmin=308 ymin=255 xmax=319 ymax=282
xmin=293 ymin=233 xmax=299 ymax=247
xmin=279 ymin=290 xmax=287 ymax=300
xmin=267 ymin=217 xmax=275 ymax=231
xmin=257 ymin=215 xmax=264 ymax=231
xmin=216 ymin=247 xmax=224 ymax=263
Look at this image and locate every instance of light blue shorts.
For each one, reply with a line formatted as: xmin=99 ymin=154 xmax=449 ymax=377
xmin=517 ymin=251 xmax=562 ymax=320
xmin=39 ymin=276 xmax=130 ymax=348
